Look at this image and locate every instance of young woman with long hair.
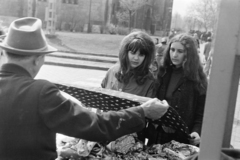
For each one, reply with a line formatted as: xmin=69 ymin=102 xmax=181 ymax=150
xmin=150 ymin=33 xmax=208 ymax=146
xmin=101 ymin=30 xmax=155 ymax=97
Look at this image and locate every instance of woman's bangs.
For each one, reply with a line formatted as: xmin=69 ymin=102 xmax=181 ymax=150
xmin=128 ymin=39 xmax=145 ymax=54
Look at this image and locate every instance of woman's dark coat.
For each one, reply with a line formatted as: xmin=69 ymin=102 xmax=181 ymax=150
xmin=146 ymin=67 xmax=206 ymax=145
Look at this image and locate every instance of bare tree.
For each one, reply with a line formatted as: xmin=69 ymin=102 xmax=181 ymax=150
xmin=149 ymin=0 xmax=164 ymax=34
xmin=68 ymin=7 xmax=79 ymax=32
xmin=116 ymin=10 xmax=129 ymax=27
xmin=186 ymin=0 xmax=220 ymax=31
xmin=118 ymin=0 xmax=148 ymax=31
xmin=184 ymin=10 xmax=203 ymax=31
xmin=59 ymin=6 xmax=87 ymax=32
xmin=171 ymin=12 xmax=183 ymax=30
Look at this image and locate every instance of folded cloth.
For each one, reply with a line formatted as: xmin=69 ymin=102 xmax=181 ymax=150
xmin=55 ymin=83 xmax=190 ymax=138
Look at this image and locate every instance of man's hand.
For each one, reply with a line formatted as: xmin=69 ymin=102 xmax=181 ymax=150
xmin=140 ymin=98 xmax=169 ymax=120
xmin=189 ymin=132 xmax=200 ymax=146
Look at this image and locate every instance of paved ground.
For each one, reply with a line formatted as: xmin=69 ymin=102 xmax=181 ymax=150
xmin=36 ymin=64 xmax=106 ymax=88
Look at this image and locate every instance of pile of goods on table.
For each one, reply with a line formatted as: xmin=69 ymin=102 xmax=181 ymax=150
xmin=57 ymin=133 xmax=199 ymax=160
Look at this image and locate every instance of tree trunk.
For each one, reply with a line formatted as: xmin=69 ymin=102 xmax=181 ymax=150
xmin=104 ymin=0 xmax=109 ymax=25
xmin=128 ymin=10 xmax=132 ymax=32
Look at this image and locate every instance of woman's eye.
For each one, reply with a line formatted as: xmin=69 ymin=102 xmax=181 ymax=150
xmin=170 ymin=48 xmax=175 ymax=52
xmin=128 ymin=51 xmax=134 ymax=55
xmin=130 ymin=51 xmax=136 ymax=55
xmin=178 ymin=50 xmax=184 ymax=53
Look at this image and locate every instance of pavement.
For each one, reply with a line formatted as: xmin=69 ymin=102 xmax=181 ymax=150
xmin=36 ymin=65 xmax=106 ymax=88
xmin=45 ymin=51 xmax=118 ymax=71
xmin=44 ymin=36 xmax=207 ymax=71
xmin=45 ymin=51 xmax=117 ymax=71
xmin=45 ymin=33 xmax=119 ymax=71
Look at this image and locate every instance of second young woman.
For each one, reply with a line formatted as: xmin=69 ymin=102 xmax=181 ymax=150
xmin=152 ymin=33 xmax=208 ymax=146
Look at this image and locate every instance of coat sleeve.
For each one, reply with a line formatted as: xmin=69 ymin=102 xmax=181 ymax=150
xmin=145 ymin=80 xmax=155 ymax=98
xmin=101 ymin=70 xmax=109 ymax=88
xmin=191 ymin=93 xmax=206 ymax=135
xmin=38 ymin=82 xmax=145 ymax=142
xmin=101 ymin=67 xmax=114 ymax=89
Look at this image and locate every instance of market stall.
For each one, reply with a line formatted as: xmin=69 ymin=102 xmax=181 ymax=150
xmin=55 ymin=83 xmax=200 ymax=160
xmin=56 ymin=0 xmax=240 ymax=159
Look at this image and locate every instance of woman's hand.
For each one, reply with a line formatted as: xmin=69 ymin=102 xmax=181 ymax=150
xmin=189 ymin=132 xmax=200 ymax=146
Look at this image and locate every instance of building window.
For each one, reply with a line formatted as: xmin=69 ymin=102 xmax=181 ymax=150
xmin=62 ymin=0 xmax=77 ymax=5
xmin=62 ymin=0 xmax=78 ymax=5
xmin=49 ymin=12 xmax=52 ymax=18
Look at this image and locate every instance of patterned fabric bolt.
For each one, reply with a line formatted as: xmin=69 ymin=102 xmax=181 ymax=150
xmin=55 ymin=83 xmax=190 ymax=138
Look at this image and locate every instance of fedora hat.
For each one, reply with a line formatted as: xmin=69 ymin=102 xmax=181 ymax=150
xmin=0 ymin=17 xmax=57 ymax=55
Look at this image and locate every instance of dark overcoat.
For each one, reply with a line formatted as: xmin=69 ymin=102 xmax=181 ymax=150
xmin=146 ymin=67 xmax=206 ymax=145
xmin=0 ymin=64 xmax=145 ymax=160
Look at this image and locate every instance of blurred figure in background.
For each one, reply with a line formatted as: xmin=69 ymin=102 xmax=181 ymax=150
xmin=155 ymin=37 xmax=168 ymax=67
xmin=155 ymin=38 xmax=159 ymax=45
xmin=193 ymin=33 xmax=200 ymax=50
xmin=204 ymin=49 xmax=214 ymax=80
xmin=203 ymin=37 xmax=212 ymax=62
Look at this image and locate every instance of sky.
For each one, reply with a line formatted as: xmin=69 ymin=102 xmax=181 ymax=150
xmin=172 ymin=0 xmax=197 ymax=16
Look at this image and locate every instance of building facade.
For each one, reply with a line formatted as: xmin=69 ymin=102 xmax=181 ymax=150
xmin=0 ymin=0 xmax=173 ymax=34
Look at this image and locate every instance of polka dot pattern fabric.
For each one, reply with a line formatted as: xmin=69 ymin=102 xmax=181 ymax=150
xmin=55 ymin=83 xmax=190 ymax=137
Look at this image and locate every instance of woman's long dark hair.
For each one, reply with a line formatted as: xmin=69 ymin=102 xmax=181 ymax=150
xmin=158 ymin=33 xmax=208 ymax=93
xmin=116 ymin=30 xmax=155 ymax=85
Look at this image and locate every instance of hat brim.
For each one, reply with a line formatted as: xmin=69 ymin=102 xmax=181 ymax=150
xmin=0 ymin=35 xmax=57 ymax=55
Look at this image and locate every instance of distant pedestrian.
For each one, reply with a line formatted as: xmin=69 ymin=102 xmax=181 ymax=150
xmin=203 ymin=37 xmax=212 ymax=62
xmin=204 ymin=49 xmax=214 ymax=79
xmin=193 ymin=33 xmax=200 ymax=49
xmin=155 ymin=38 xmax=159 ymax=45
xmin=155 ymin=37 xmax=168 ymax=67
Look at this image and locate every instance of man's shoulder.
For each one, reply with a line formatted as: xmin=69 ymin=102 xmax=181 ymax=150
xmin=32 ymin=79 xmax=56 ymax=89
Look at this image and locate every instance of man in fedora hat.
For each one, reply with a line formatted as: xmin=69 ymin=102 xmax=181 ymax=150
xmin=0 ymin=17 xmax=169 ymax=159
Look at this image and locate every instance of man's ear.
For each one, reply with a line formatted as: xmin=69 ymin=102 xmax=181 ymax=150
xmin=33 ymin=55 xmax=44 ymax=66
